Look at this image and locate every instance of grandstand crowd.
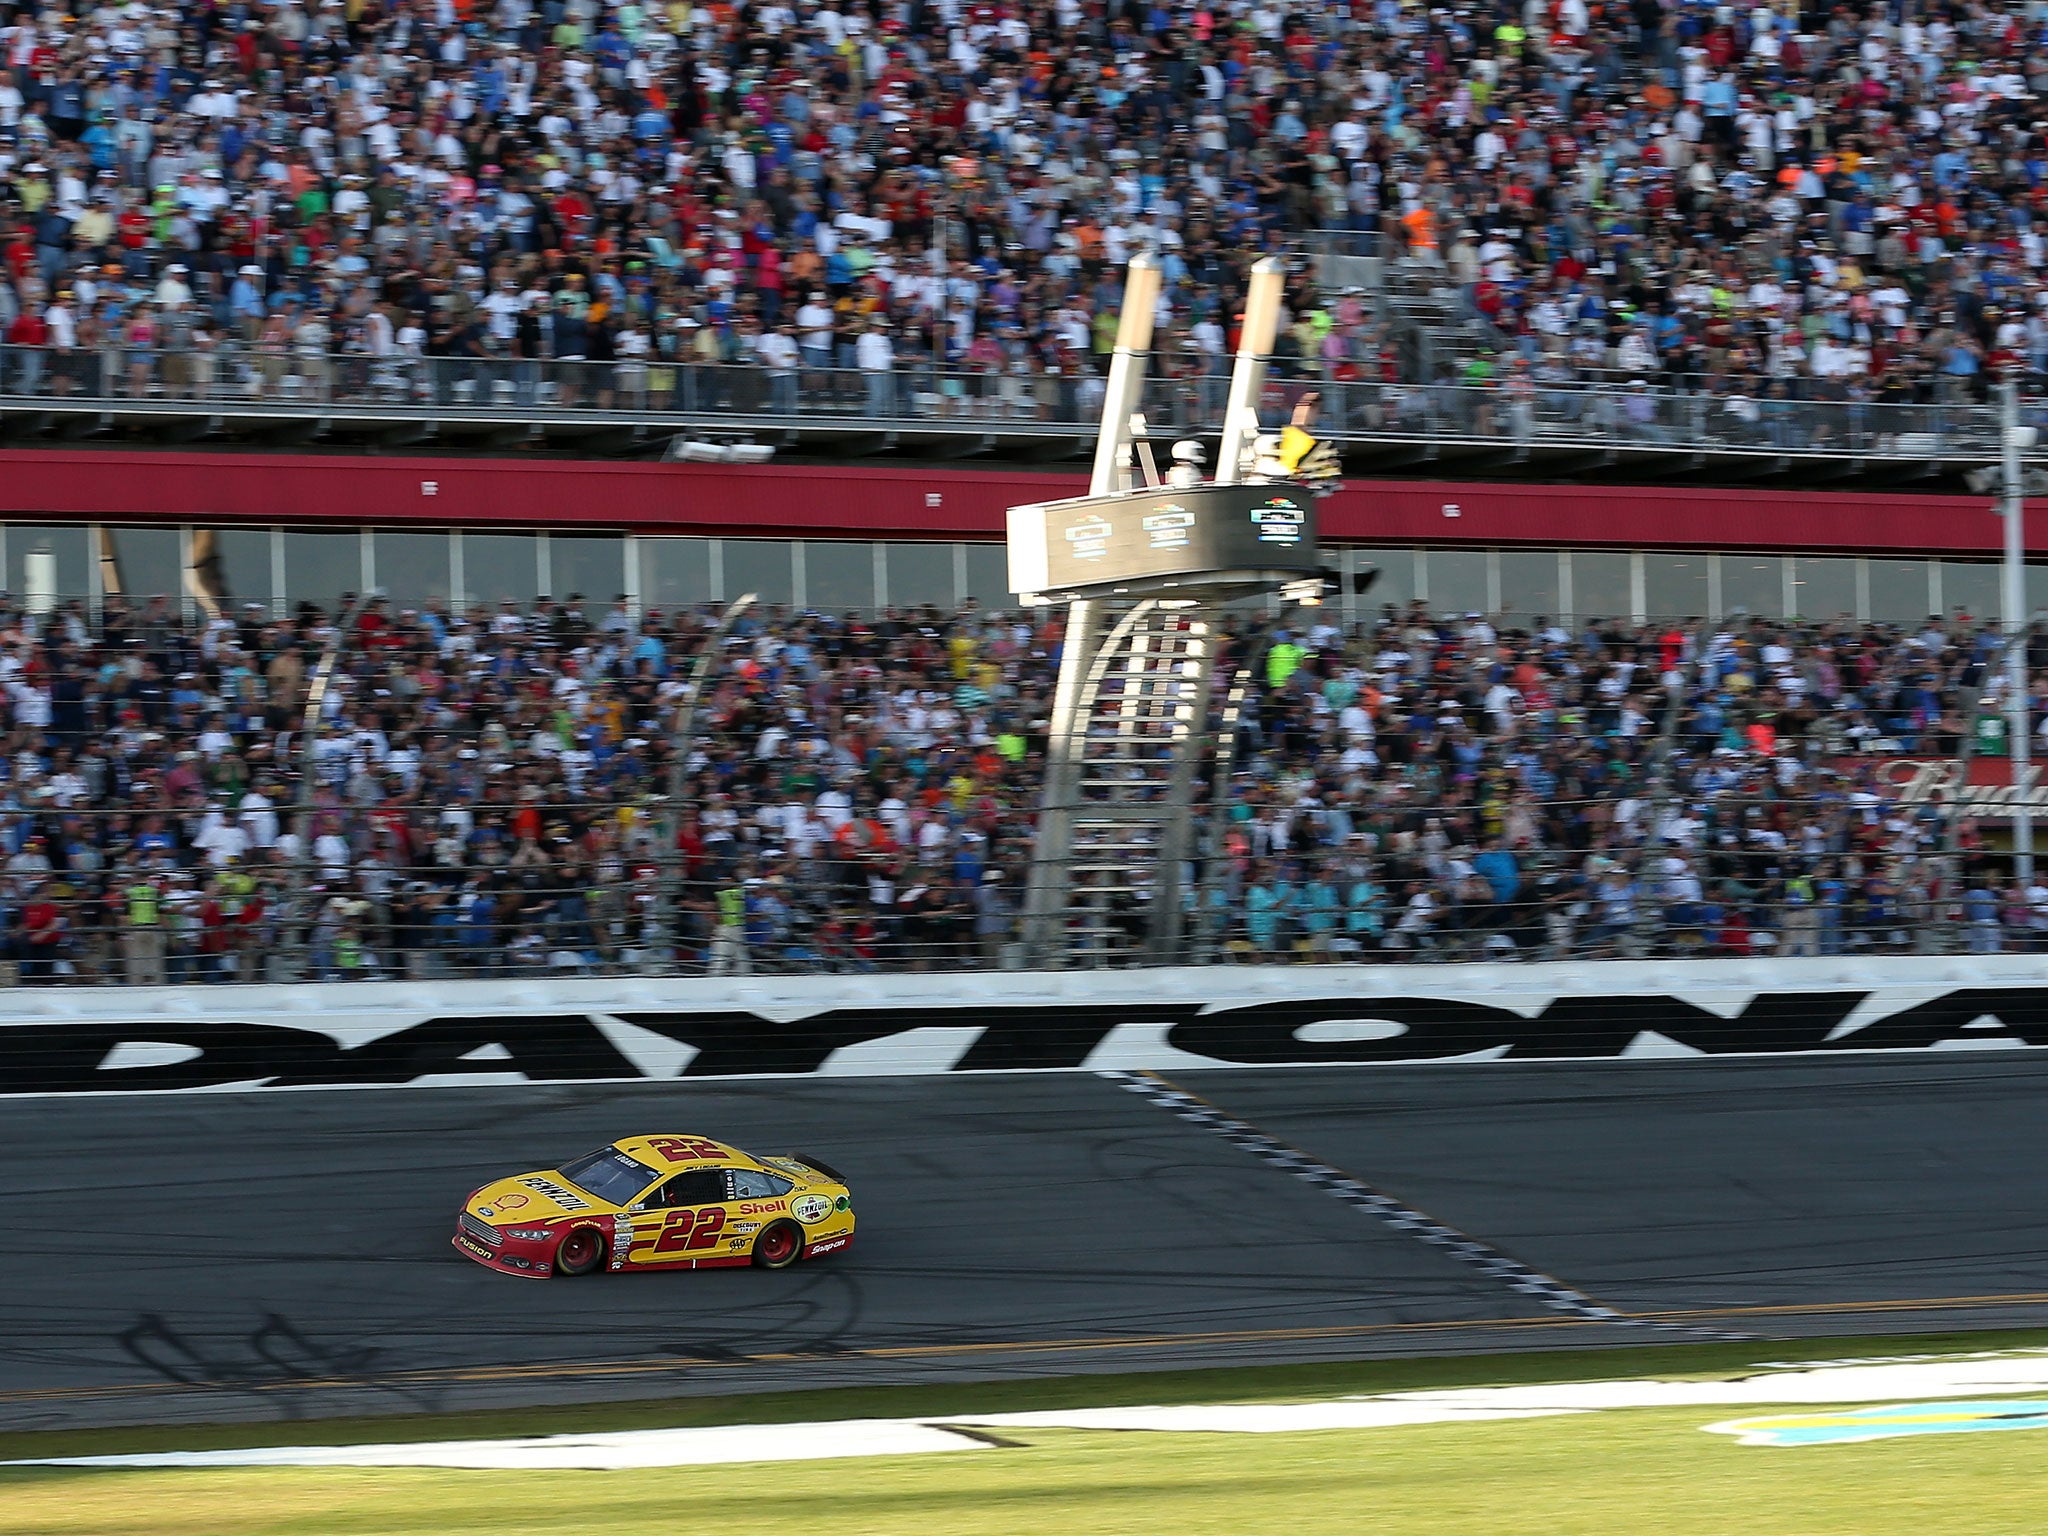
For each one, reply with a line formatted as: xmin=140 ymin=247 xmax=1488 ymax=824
xmin=0 ymin=586 xmax=2038 ymax=982
xmin=0 ymin=0 xmax=2046 ymax=412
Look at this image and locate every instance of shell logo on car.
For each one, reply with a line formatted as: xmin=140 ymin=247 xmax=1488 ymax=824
xmin=453 ymin=1135 xmax=855 ymax=1279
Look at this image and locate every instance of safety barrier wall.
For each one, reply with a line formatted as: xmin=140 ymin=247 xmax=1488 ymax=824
xmin=2 ymin=955 xmax=2046 ymax=1095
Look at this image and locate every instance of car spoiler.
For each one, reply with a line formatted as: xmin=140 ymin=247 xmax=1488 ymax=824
xmin=790 ymin=1151 xmax=847 ymax=1184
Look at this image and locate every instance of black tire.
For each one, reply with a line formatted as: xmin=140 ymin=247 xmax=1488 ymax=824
xmin=554 ymin=1225 xmax=606 ymax=1277
xmin=752 ymin=1219 xmax=803 ymax=1270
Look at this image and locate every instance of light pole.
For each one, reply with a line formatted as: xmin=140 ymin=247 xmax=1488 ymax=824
xmin=289 ymin=593 xmax=361 ymax=980
xmin=1998 ymin=381 xmax=2037 ymax=883
xmin=665 ymin=591 xmax=758 ymax=835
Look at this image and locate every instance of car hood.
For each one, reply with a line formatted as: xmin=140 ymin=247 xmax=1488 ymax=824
xmin=469 ymin=1170 xmax=613 ymax=1223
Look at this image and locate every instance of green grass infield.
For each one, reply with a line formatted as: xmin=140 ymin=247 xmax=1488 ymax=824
xmin=5 ymin=1328 xmax=2047 ymax=1536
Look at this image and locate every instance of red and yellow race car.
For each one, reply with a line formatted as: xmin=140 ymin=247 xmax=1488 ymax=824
xmin=453 ymin=1134 xmax=855 ymax=1278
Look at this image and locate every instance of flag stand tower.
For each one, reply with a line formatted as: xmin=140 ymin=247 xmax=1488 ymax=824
xmin=1009 ymin=256 xmax=1330 ymax=969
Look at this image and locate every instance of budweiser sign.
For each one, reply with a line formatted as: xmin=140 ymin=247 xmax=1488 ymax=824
xmin=1873 ymin=758 xmax=2048 ymax=820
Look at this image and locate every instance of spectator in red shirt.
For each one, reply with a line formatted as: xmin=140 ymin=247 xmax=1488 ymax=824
xmin=19 ymin=884 xmax=65 ymax=984
xmin=7 ymin=305 xmax=48 ymax=395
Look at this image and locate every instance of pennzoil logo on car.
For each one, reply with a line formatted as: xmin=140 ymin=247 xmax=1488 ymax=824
xmin=792 ymin=1194 xmax=832 ymax=1224
xmin=517 ymin=1175 xmax=592 ymax=1210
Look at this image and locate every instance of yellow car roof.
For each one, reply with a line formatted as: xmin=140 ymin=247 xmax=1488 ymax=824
xmin=614 ymin=1134 xmax=752 ymax=1168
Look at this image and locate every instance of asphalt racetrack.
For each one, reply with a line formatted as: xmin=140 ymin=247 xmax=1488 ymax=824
xmin=6 ymin=1054 xmax=2048 ymax=1430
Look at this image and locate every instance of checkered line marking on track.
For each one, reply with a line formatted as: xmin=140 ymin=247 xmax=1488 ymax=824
xmin=1101 ymin=1068 xmax=1746 ymax=1339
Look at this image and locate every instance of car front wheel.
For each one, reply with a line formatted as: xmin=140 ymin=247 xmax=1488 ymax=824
xmin=555 ymin=1226 xmax=606 ymax=1276
xmin=752 ymin=1220 xmax=803 ymax=1270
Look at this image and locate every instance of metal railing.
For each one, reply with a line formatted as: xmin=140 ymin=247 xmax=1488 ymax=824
xmin=1295 ymin=227 xmax=1384 ymax=261
xmin=0 ymin=343 xmax=1113 ymax=424
xmin=0 ymin=342 xmax=2033 ymax=463
xmin=1314 ymin=379 xmax=2017 ymax=459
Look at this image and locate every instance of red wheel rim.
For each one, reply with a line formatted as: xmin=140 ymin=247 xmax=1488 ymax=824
xmin=760 ymin=1227 xmax=796 ymax=1262
xmin=559 ymin=1230 xmax=597 ymax=1267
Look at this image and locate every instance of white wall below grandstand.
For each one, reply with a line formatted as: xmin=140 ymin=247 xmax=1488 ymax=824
xmin=0 ymin=954 xmax=2045 ymax=1095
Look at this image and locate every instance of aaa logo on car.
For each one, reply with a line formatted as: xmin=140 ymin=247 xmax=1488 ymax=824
xmin=1707 ymin=1400 xmax=2048 ymax=1446
xmin=792 ymin=1194 xmax=832 ymax=1224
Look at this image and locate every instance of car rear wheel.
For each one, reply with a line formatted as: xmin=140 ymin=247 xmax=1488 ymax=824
xmin=752 ymin=1220 xmax=803 ymax=1270
xmin=555 ymin=1226 xmax=606 ymax=1277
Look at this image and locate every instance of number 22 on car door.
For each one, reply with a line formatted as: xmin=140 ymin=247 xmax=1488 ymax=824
xmin=640 ymin=1168 xmax=731 ymax=1265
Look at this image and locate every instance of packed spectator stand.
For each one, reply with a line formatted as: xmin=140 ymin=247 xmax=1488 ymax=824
xmin=3 ymin=0 xmax=2047 ymax=980
xmin=4 ymin=0 xmax=2048 ymax=417
xmin=0 ymin=586 xmax=2037 ymax=983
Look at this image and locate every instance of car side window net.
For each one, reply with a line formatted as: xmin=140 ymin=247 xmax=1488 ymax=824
xmin=656 ymin=1170 xmax=727 ymax=1208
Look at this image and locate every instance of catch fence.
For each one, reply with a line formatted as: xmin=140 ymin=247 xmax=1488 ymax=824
xmin=0 ymin=792 xmax=2016 ymax=987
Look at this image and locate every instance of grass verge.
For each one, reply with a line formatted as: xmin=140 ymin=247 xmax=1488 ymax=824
xmin=2 ymin=1325 xmax=2048 ymax=1536
xmin=3 ymin=1396 xmax=2046 ymax=1536
xmin=2 ymin=1326 xmax=2046 ymax=1463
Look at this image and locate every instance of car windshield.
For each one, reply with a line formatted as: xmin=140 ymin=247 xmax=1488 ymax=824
xmin=557 ymin=1146 xmax=658 ymax=1205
